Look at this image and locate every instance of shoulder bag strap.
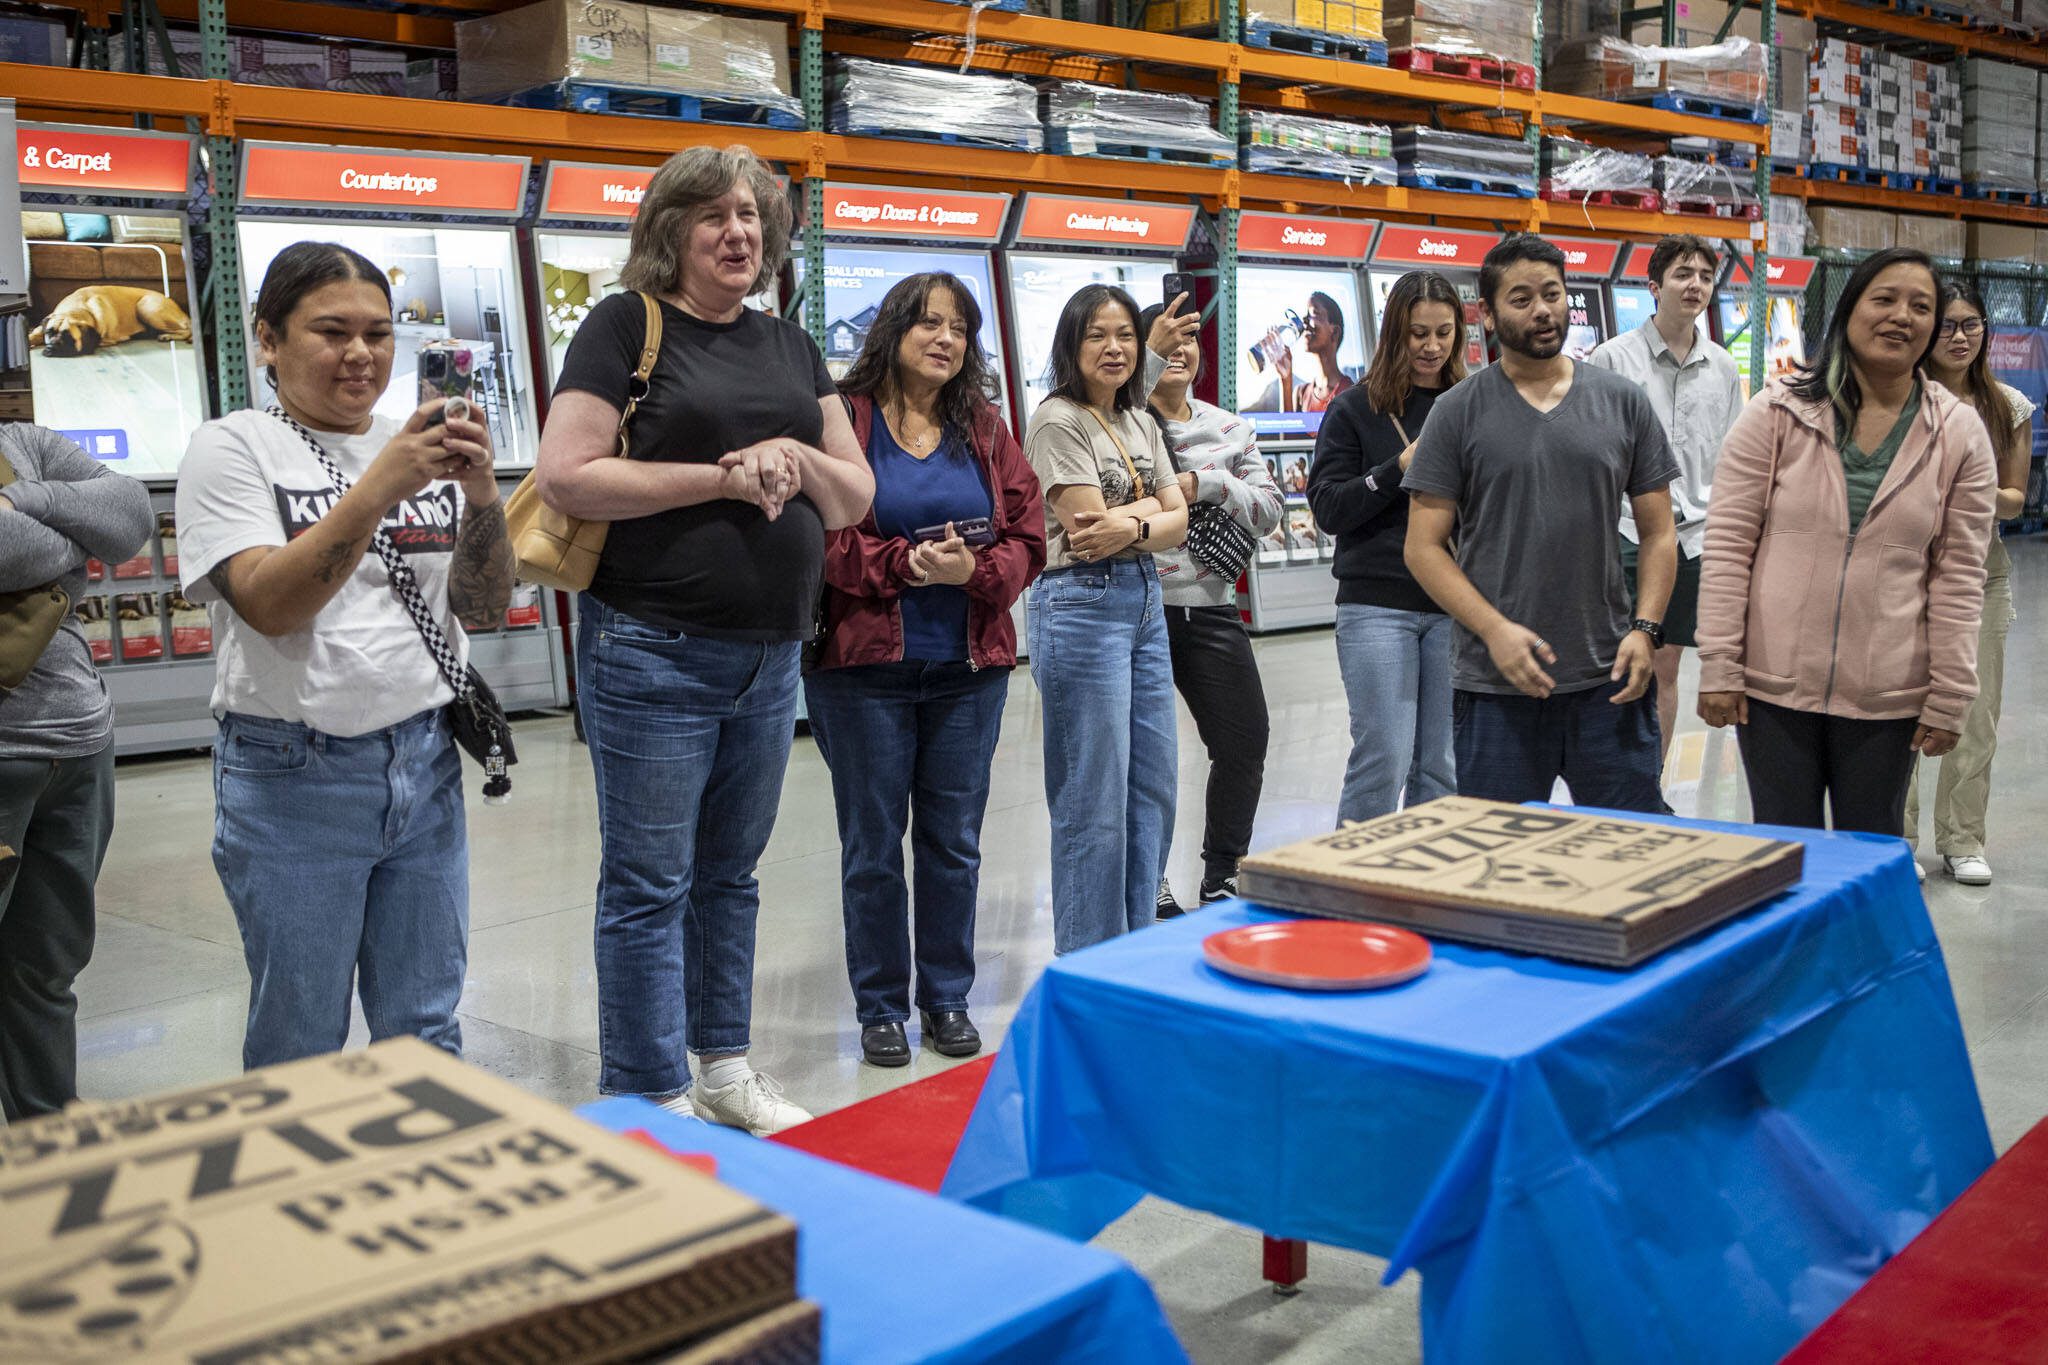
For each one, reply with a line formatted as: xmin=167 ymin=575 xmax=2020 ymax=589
xmin=1388 ymin=413 xmax=1412 ymax=449
xmin=0 ymin=447 xmax=15 ymax=488
xmin=267 ymin=407 xmax=471 ymax=702
xmin=1083 ymin=405 xmax=1146 ymax=500
xmin=615 ymin=290 xmax=664 ymax=459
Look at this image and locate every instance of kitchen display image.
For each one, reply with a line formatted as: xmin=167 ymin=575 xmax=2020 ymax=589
xmin=1006 ymin=252 xmax=1168 ymax=423
xmin=1236 ymin=264 xmax=1370 ymax=436
xmin=22 ymin=209 xmax=205 ymax=478
xmin=236 ymin=219 xmax=541 ymax=468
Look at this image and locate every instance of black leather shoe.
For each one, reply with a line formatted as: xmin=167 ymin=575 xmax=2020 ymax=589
xmin=861 ymin=1021 xmax=910 ymax=1067
xmin=920 ymin=1009 xmax=981 ymax=1058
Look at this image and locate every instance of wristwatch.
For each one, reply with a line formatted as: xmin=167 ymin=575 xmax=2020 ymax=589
xmin=1629 ymin=618 xmax=1666 ymax=649
xmin=1134 ymin=517 xmax=1150 ymax=546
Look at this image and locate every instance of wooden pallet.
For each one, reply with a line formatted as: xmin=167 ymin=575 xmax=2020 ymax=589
xmin=1539 ymin=185 xmax=1662 ymax=210
xmin=1388 ymin=47 xmax=1536 ymax=91
xmin=827 ymin=117 xmax=1043 ymax=154
xmin=1242 ymin=21 xmax=1387 ymax=63
xmin=1045 ymin=132 xmax=1234 ymax=166
xmin=1617 ymin=91 xmax=1767 ymax=124
xmin=493 ymin=81 xmax=803 ymax=128
xmin=1662 ymin=196 xmax=1764 ymax=220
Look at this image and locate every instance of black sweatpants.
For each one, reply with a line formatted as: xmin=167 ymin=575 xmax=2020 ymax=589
xmin=1164 ymin=604 xmax=1269 ymax=884
xmin=0 ymin=743 xmax=115 ymax=1120
xmin=1737 ymin=698 xmax=1920 ymax=834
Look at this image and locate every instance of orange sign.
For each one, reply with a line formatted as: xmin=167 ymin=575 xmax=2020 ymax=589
xmin=1729 ymin=255 xmax=1817 ymax=291
xmin=1237 ymin=212 xmax=1374 ymax=260
xmin=240 ymin=143 xmax=529 ymax=216
xmin=1551 ymin=237 xmax=1624 ymax=278
xmin=823 ymin=183 xmax=1010 ymax=242
xmin=1619 ymin=243 xmax=1659 ymax=283
xmin=542 ymin=162 xmax=655 ymax=220
xmin=1369 ymin=225 xmax=1500 ymax=269
xmin=1014 ymin=195 xmax=1195 ymax=249
xmin=17 ymin=124 xmax=193 ymax=197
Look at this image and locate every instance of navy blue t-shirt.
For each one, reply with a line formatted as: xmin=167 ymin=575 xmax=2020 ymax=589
xmin=866 ymin=418 xmax=992 ymax=661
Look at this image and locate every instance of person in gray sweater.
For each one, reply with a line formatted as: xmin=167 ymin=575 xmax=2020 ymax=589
xmin=1140 ymin=301 xmax=1285 ymax=915
xmin=0 ymin=422 xmax=152 ymax=1120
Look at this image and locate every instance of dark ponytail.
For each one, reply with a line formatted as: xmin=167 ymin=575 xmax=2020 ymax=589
xmin=252 ymin=241 xmax=391 ymax=390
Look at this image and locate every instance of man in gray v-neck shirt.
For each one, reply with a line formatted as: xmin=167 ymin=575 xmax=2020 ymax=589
xmin=1402 ymin=234 xmax=1680 ymax=812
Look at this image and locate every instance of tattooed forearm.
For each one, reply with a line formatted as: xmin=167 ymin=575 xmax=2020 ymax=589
xmin=205 ymin=562 xmax=243 ymax=616
xmin=449 ymin=499 xmax=515 ymax=629
xmin=311 ymin=537 xmax=360 ymax=585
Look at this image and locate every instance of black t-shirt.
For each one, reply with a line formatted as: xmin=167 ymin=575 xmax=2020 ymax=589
xmin=1305 ymin=383 xmax=1442 ymax=614
xmin=554 ymin=292 xmax=837 ymax=641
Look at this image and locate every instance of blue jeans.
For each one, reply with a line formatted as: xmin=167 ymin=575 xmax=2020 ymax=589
xmin=211 ymin=708 xmax=467 ymax=1070
xmin=805 ymin=660 xmax=1010 ymax=1024
xmin=1029 ymin=559 xmax=1178 ymax=955
xmin=1452 ymin=677 xmax=1665 ymax=813
xmin=1334 ymin=603 xmax=1456 ymax=824
xmin=577 ymin=595 xmax=799 ymax=1100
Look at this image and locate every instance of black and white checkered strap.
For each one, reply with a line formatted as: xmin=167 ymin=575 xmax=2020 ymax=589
xmin=266 ymin=406 xmax=472 ymax=702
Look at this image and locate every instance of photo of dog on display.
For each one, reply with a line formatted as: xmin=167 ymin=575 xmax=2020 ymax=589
xmin=30 ymin=285 xmax=193 ymax=357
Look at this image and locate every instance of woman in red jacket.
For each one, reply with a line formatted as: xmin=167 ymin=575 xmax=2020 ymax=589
xmin=806 ymin=272 xmax=1045 ymax=1067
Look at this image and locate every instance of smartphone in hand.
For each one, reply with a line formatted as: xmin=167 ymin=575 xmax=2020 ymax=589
xmin=912 ymin=517 xmax=995 ymax=547
xmin=1163 ymin=273 xmax=1196 ymax=312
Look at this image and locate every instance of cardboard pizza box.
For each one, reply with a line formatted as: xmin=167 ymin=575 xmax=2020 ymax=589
xmin=0 ymin=1038 xmax=806 ymax=1364
xmin=1238 ymin=796 xmax=1805 ymax=967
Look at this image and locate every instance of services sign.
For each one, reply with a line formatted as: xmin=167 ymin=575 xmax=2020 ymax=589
xmin=821 ymin=183 xmax=1010 ymax=242
xmin=1728 ymin=255 xmax=1818 ymax=291
xmin=1014 ymin=194 xmax=1196 ymax=250
xmin=17 ymin=122 xmax=195 ymax=200
xmin=239 ymin=142 xmax=530 ymax=217
xmin=1369 ymin=225 xmax=1501 ymax=269
xmin=1237 ymin=211 xmax=1375 ymax=260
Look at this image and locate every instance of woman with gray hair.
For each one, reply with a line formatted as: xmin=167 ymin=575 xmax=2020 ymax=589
xmin=536 ymin=144 xmax=873 ymax=1135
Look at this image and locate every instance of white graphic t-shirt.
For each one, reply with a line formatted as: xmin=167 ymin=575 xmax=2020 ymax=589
xmin=175 ymin=407 xmax=468 ymax=737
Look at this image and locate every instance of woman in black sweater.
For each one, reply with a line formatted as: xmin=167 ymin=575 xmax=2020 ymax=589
xmin=1306 ymin=270 xmax=1467 ymax=823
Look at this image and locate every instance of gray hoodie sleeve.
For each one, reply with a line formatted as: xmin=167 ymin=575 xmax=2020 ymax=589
xmin=2 ymin=426 xmax=154 ymax=564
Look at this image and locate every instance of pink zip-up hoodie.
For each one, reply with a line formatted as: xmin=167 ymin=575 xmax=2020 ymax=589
xmin=1696 ymin=375 xmax=1997 ymax=732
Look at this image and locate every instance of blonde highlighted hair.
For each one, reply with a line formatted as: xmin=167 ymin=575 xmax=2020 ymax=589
xmin=620 ymin=145 xmax=790 ymax=298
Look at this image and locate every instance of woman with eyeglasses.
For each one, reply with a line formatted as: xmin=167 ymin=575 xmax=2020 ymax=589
xmin=1901 ymin=279 xmax=2036 ymax=885
xmin=1695 ymin=247 xmax=1997 ymax=835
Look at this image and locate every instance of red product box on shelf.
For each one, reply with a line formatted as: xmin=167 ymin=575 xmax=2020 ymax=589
xmin=505 ymin=583 xmax=542 ymax=630
xmin=167 ymin=592 xmax=213 ymax=658
xmin=156 ymin=511 xmax=179 ymax=577
xmin=114 ymin=593 xmax=163 ymax=661
xmin=76 ymin=597 xmax=112 ymax=665
xmin=111 ymin=548 xmax=155 ymax=579
xmin=84 ymin=558 xmax=103 ymax=582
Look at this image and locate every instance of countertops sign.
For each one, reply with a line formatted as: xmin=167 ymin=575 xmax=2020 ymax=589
xmin=17 ymin=122 xmax=195 ymax=199
xmin=240 ymin=142 xmax=529 ymax=216
xmin=1369 ymin=225 xmax=1500 ymax=269
xmin=1014 ymin=194 xmax=1195 ymax=250
xmin=1237 ymin=212 xmax=1374 ymax=260
xmin=1552 ymin=237 xmax=1623 ymax=278
xmin=540 ymin=162 xmax=654 ymax=220
xmin=1728 ymin=255 xmax=1818 ymax=291
xmin=823 ymin=183 xmax=1010 ymax=243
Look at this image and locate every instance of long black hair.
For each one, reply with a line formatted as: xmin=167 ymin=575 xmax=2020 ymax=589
xmin=836 ymin=272 xmax=1000 ymax=435
xmin=1933 ymin=276 xmax=2017 ymax=467
xmin=1047 ymin=284 xmax=1147 ymax=412
xmin=252 ymin=241 xmax=390 ymax=390
xmin=1787 ymin=246 xmax=1940 ymax=435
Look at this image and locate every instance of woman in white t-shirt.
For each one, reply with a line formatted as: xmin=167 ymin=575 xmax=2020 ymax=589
xmin=174 ymin=241 xmax=515 ymax=1068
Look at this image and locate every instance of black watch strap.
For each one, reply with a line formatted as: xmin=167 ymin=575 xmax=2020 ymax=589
xmin=1630 ymin=618 xmax=1665 ymax=648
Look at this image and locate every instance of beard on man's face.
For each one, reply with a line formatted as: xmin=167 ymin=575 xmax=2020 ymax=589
xmin=1495 ymin=311 xmax=1563 ymax=360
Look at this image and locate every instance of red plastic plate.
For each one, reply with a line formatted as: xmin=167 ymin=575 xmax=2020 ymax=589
xmin=1202 ymin=920 xmax=1433 ymax=991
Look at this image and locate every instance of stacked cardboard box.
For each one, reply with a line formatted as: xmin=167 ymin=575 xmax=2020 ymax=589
xmin=1806 ymin=40 xmax=1960 ymax=181
xmin=1541 ymin=1 xmax=1811 ymax=115
xmin=0 ymin=1039 xmax=821 ymax=1364
xmin=1143 ymin=0 xmax=1385 ymax=45
xmin=455 ymin=0 xmax=797 ymax=114
xmin=1895 ymin=214 xmax=1967 ymax=259
xmin=1546 ymin=35 xmax=1765 ymax=116
xmin=1968 ymin=220 xmax=2038 ymax=261
xmin=1767 ymin=193 xmax=1807 ymax=258
xmin=1385 ymin=0 xmax=1535 ymax=69
xmin=1810 ymin=205 xmax=1895 ymax=252
xmin=1961 ymin=58 xmax=2036 ymax=192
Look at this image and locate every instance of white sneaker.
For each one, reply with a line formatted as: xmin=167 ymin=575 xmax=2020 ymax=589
xmin=1944 ymin=854 xmax=1993 ymax=887
xmin=1915 ymin=861 xmax=1927 ymax=885
xmin=657 ymin=1092 xmax=707 ymax=1123
xmin=690 ymin=1069 xmax=813 ymax=1136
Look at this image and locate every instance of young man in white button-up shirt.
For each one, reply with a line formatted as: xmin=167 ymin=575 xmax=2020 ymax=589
xmin=1587 ymin=234 xmax=1747 ymax=769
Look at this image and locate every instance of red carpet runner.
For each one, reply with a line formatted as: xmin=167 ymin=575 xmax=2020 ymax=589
xmin=770 ymin=1055 xmax=997 ymax=1193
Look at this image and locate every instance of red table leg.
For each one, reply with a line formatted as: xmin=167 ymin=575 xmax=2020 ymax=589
xmin=1263 ymin=1235 xmax=1307 ymax=1296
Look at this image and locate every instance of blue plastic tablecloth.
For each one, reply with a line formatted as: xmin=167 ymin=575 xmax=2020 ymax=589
xmin=578 ymin=1097 xmax=1186 ymax=1364
xmin=941 ymin=816 xmax=1994 ymax=1364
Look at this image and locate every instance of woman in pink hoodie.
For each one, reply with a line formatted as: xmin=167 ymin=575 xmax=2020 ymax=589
xmin=1695 ymin=247 xmax=1997 ymax=834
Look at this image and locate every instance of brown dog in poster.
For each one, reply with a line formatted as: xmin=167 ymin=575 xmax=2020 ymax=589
xmin=30 ymin=286 xmax=193 ymax=357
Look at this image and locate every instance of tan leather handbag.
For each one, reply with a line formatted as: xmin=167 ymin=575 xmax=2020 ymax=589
xmin=0 ymin=446 xmax=74 ymax=691
xmin=504 ymin=291 xmax=662 ymax=591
